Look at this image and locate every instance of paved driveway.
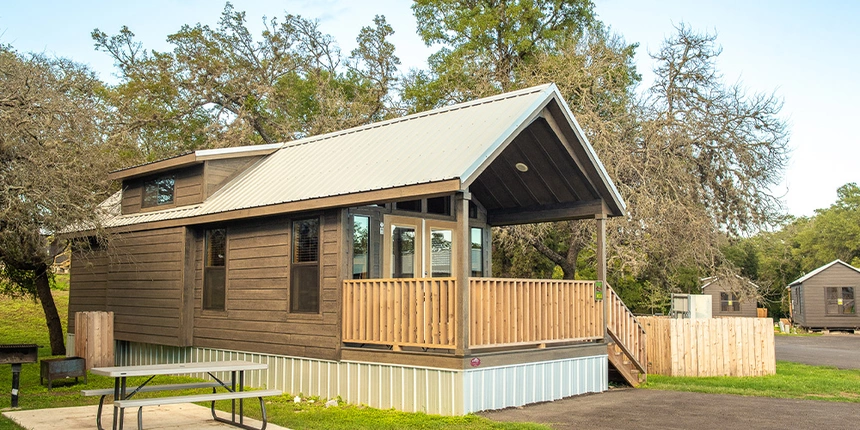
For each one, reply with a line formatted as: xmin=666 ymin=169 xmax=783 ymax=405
xmin=775 ymin=334 xmax=860 ymax=369
xmin=478 ymin=389 xmax=859 ymax=430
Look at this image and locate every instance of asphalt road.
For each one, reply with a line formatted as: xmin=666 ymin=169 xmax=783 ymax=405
xmin=478 ymin=388 xmax=860 ymax=430
xmin=775 ymin=333 xmax=860 ymax=369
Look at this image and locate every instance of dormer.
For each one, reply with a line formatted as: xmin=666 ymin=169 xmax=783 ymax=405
xmin=110 ymin=144 xmax=282 ymax=215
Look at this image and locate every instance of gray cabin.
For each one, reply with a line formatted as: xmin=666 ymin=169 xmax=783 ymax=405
xmin=701 ymin=276 xmax=759 ymax=318
xmin=789 ymin=260 xmax=860 ymax=330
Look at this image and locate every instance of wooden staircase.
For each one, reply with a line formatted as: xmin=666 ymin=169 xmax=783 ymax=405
xmin=605 ymin=285 xmax=647 ymax=387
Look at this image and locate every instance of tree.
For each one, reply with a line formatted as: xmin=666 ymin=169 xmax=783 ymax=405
xmin=407 ymin=0 xmax=596 ymax=107
xmin=0 ymin=46 xmax=116 ymax=355
xmin=94 ymin=2 xmax=401 ymax=161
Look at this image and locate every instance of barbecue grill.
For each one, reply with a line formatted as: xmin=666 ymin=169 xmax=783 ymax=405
xmin=1 ymin=344 xmax=39 ymax=408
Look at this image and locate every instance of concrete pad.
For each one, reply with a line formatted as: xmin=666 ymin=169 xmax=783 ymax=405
xmin=2 ymin=403 xmax=290 ymax=430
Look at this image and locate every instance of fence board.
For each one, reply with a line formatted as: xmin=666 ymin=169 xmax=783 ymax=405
xmin=638 ymin=317 xmax=774 ymax=377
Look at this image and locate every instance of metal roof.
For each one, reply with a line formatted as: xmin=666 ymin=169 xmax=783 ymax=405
xmin=98 ymin=83 xmax=625 ymax=228
xmin=788 ymin=260 xmax=860 ymax=287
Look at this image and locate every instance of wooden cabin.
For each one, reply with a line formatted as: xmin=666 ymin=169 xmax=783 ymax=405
xmin=67 ymin=84 xmax=646 ymax=415
xmin=700 ymin=276 xmax=759 ymax=318
xmin=788 ymin=260 xmax=860 ymax=331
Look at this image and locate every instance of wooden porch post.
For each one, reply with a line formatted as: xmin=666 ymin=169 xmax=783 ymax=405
xmin=455 ymin=191 xmax=471 ymax=356
xmin=596 ymin=214 xmax=608 ymax=332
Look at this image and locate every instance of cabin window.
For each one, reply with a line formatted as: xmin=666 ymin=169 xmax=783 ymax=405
xmin=426 ymin=196 xmax=451 ymax=215
xmin=291 ymin=218 xmax=320 ymax=313
xmin=391 ymin=226 xmax=416 ymax=278
xmin=352 ymin=215 xmax=370 ymax=279
xmin=395 ymin=200 xmax=422 ymax=212
xmin=471 ymin=228 xmax=483 ymax=277
xmin=469 ymin=201 xmax=479 ymax=219
xmin=429 ymin=228 xmax=453 ymax=277
xmin=142 ymin=175 xmax=175 ymax=207
xmin=794 ymin=287 xmax=802 ymax=315
xmin=720 ymin=292 xmax=740 ymax=312
xmin=203 ymin=229 xmax=226 ymax=311
xmin=825 ymin=287 xmax=855 ymax=315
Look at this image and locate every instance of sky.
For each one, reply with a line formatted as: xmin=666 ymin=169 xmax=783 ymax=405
xmin=1 ymin=0 xmax=857 ymax=218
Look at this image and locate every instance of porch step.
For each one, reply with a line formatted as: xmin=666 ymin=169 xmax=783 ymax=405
xmin=606 ymin=342 xmax=645 ymax=387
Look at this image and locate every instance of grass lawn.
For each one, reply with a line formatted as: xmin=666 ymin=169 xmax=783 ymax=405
xmin=645 ymin=361 xmax=860 ymax=402
xmin=0 ymin=291 xmax=545 ymax=430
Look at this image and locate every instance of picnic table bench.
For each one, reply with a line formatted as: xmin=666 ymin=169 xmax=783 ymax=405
xmin=87 ymin=360 xmax=281 ymax=430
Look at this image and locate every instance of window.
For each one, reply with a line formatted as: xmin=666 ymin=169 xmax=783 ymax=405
xmin=203 ymin=229 xmax=226 ymax=311
xmin=469 ymin=201 xmax=478 ymax=219
xmin=826 ymin=287 xmax=855 ymax=315
xmin=470 ymin=227 xmax=483 ymax=277
xmin=142 ymin=176 xmax=175 ymax=207
xmin=793 ymin=287 xmax=802 ymax=315
xmin=426 ymin=196 xmax=451 ymax=215
xmin=394 ymin=200 xmax=421 ymax=212
xmin=429 ymin=229 xmax=452 ymax=277
xmin=391 ymin=226 xmax=416 ymax=278
xmin=352 ymin=215 xmax=370 ymax=279
xmin=291 ymin=218 xmax=320 ymax=313
xmin=720 ymin=292 xmax=740 ymax=312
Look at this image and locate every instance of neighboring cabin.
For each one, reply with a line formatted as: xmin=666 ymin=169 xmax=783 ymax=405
xmin=66 ymin=84 xmax=643 ymax=415
xmin=700 ymin=276 xmax=759 ymax=318
xmin=789 ymin=260 xmax=860 ymax=331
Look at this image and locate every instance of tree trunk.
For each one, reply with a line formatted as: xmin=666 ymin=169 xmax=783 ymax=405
xmin=34 ymin=263 xmax=66 ymax=356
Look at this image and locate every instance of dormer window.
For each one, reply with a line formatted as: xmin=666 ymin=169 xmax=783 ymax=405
xmin=142 ymin=175 xmax=175 ymax=208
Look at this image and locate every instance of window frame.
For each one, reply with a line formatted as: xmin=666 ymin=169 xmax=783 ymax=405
xmin=720 ymin=292 xmax=741 ymax=312
xmin=141 ymin=175 xmax=176 ymax=208
xmin=203 ymin=228 xmax=227 ymax=311
xmin=290 ymin=217 xmax=321 ymax=314
xmin=825 ymin=286 xmax=856 ymax=315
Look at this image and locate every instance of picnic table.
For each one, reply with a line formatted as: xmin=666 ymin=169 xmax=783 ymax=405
xmin=87 ymin=360 xmax=280 ymax=430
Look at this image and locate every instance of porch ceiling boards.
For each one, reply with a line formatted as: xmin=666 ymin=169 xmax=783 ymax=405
xmin=470 ymin=117 xmax=606 ymax=226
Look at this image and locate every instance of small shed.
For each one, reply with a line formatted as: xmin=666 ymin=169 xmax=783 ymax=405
xmin=700 ymin=275 xmax=759 ymax=318
xmin=788 ymin=260 xmax=860 ymax=330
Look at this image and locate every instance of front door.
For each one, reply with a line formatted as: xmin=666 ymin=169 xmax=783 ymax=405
xmin=383 ymin=215 xmax=457 ymax=278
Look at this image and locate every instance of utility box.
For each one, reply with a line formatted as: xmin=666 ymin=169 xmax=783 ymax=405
xmin=670 ymin=294 xmax=712 ymax=320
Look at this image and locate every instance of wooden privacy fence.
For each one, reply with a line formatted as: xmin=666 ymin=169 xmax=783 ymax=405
xmin=74 ymin=311 xmax=115 ymax=370
xmin=342 ymin=278 xmax=456 ymax=350
xmin=638 ymin=317 xmax=775 ymax=377
xmin=469 ymin=279 xmax=603 ymax=348
xmin=606 ymin=285 xmax=647 ymax=371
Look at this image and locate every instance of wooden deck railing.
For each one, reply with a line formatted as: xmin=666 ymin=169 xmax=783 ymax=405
xmin=606 ymin=285 xmax=647 ymax=372
xmin=469 ymin=278 xmax=604 ymax=349
xmin=342 ymin=278 xmax=456 ymax=350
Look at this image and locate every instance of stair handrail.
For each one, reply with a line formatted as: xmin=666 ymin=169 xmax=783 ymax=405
xmin=606 ymin=284 xmax=647 ymax=375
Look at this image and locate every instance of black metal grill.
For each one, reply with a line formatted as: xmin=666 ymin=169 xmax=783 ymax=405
xmin=1 ymin=343 xmax=39 ymax=407
xmin=0 ymin=344 xmax=39 ymax=365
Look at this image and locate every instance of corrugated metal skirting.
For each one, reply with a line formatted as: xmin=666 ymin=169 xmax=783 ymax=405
xmin=69 ymin=334 xmax=606 ymax=415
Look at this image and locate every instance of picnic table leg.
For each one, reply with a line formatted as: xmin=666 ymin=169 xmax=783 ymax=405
xmin=232 ymin=370 xmax=237 ymax=423
xmin=119 ymin=377 xmax=127 ymax=430
xmin=112 ymin=378 xmax=120 ymax=430
xmin=239 ymin=370 xmax=245 ymax=425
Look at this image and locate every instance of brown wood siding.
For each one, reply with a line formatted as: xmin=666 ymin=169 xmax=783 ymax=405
xmin=796 ymin=264 xmax=860 ymax=329
xmin=204 ymin=156 xmax=262 ymax=198
xmin=106 ymin=227 xmax=187 ymax=345
xmin=120 ymin=165 xmax=204 ymax=215
xmin=702 ymin=281 xmax=757 ymax=318
xmin=192 ymin=209 xmax=344 ymax=360
xmin=68 ymin=246 xmax=109 ymax=333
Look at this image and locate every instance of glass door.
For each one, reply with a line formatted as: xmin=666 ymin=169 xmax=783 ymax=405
xmin=383 ymin=216 xmax=457 ymax=278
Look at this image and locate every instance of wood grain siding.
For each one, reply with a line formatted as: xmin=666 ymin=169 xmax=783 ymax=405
xmin=192 ymin=209 xmax=344 ymax=361
xmin=120 ymin=164 xmax=204 ymax=215
xmin=68 ymin=245 xmax=110 ymax=333
xmin=204 ymin=156 xmax=262 ymax=198
xmin=702 ymin=282 xmax=757 ymax=318
xmin=106 ymin=227 xmax=187 ymax=346
xmin=795 ymin=263 xmax=860 ymax=329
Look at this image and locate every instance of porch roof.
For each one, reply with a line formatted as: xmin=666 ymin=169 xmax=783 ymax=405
xmin=97 ymin=83 xmax=625 ymax=229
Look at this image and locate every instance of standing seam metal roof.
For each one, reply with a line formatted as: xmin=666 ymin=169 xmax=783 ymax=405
xmin=100 ymin=83 xmax=624 ymax=228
